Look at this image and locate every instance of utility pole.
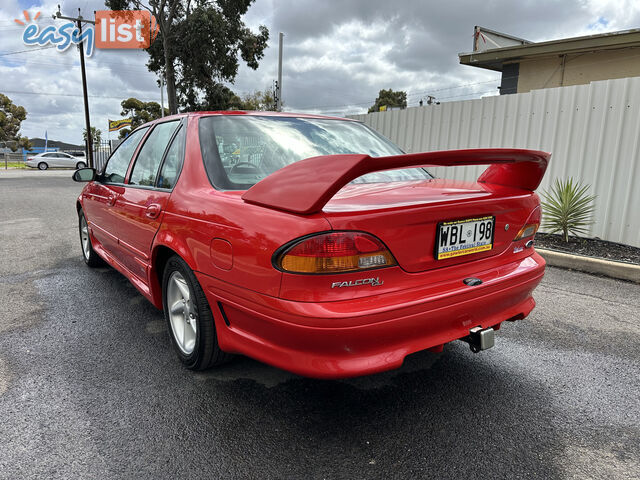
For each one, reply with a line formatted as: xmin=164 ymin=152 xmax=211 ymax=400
xmin=53 ymin=6 xmax=95 ymax=168
xmin=276 ymin=32 xmax=284 ymax=111
xmin=272 ymin=80 xmax=278 ymax=111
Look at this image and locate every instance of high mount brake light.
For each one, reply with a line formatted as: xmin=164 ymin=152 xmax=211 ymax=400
xmin=276 ymin=232 xmax=397 ymax=274
xmin=514 ymin=206 xmax=541 ymax=241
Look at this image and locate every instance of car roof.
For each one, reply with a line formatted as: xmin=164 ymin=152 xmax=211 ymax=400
xmin=137 ymin=111 xmax=358 ymax=129
xmin=188 ymin=111 xmax=357 ymax=122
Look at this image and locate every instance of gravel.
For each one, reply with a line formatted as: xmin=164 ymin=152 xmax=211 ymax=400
xmin=536 ymin=233 xmax=640 ymax=265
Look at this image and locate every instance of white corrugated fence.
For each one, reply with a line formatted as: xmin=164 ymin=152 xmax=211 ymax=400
xmin=349 ymin=76 xmax=640 ymax=247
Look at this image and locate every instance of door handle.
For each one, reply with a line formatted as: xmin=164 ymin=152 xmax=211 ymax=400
xmin=145 ymin=203 xmax=162 ymax=219
xmin=106 ymin=194 xmax=117 ymax=206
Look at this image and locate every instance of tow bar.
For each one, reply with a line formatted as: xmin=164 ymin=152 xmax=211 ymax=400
xmin=462 ymin=326 xmax=495 ymax=353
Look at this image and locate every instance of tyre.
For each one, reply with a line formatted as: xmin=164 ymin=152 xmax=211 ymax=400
xmin=76 ymin=161 xmax=86 ymax=169
xmin=162 ymin=255 xmax=232 ymax=370
xmin=38 ymin=162 xmax=48 ymax=170
xmin=78 ymin=210 xmax=103 ymax=267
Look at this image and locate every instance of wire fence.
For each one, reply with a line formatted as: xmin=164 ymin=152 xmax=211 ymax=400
xmin=1 ymin=152 xmax=26 ymax=169
xmin=1 ymin=140 xmax=114 ymax=170
xmin=93 ymin=141 xmax=113 ymax=172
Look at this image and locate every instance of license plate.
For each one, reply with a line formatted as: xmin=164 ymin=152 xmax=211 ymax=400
xmin=435 ymin=216 xmax=495 ymax=260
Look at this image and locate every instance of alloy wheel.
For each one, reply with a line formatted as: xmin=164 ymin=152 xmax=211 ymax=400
xmin=167 ymin=271 xmax=197 ymax=355
xmin=80 ymin=215 xmax=90 ymax=260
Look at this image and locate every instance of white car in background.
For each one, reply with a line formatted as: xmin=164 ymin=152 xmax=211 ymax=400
xmin=26 ymin=152 xmax=87 ymax=170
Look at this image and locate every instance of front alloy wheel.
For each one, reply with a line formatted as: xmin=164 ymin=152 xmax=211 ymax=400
xmin=78 ymin=210 xmax=103 ymax=267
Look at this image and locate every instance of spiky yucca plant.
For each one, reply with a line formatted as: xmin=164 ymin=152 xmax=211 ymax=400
xmin=541 ymin=178 xmax=596 ymax=242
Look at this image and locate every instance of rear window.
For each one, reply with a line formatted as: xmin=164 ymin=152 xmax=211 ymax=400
xmin=199 ymin=116 xmax=431 ymax=190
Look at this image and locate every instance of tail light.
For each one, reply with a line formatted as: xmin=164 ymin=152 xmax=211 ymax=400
xmin=275 ymin=231 xmax=396 ymax=274
xmin=513 ymin=206 xmax=541 ymax=241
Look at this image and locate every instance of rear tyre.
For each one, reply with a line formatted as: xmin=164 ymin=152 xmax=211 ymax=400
xmin=78 ymin=210 xmax=103 ymax=267
xmin=76 ymin=161 xmax=86 ymax=169
xmin=38 ymin=162 xmax=48 ymax=170
xmin=162 ymin=255 xmax=232 ymax=370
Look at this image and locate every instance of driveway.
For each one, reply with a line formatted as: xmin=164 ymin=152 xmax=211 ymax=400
xmin=1 ymin=170 xmax=638 ymax=479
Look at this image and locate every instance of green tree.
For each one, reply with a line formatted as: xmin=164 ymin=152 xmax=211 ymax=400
xmin=368 ymin=89 xmax=407 ymax=113
xmin=83 ymin=126 xmax=102 ymax=145
xmin=118 ymin=98 xmax=165 ymax=138
xmin=240 ymin=87 xmax=276 ymax=111
xmin=105 ymin=0 xmax=269 ymax=114
xmin=0 ymin=93 xmax=32 ymax=152
xmin=182 ymin=83 xmax=244 ymax=111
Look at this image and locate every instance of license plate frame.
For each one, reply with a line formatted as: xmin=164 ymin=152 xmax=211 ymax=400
xmin=434 ymin=216 xmax=495 ymax=260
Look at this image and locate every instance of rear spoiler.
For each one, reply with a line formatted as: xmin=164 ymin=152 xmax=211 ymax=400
xmin=241 ymin=148 xmax=550 ymax=215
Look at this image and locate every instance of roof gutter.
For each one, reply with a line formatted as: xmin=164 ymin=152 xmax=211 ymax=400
xmin=459 ymin=29 xmax=640 ymax=69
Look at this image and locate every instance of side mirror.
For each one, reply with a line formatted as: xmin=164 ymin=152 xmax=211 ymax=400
xmin=73 ymin=167 xmax=96 ymax=182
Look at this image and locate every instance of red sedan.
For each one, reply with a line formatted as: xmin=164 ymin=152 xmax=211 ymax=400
xmin=73 ymin=112 xmax=549 ymax=379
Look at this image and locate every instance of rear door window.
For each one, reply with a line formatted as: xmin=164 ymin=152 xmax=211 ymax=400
xmin=129 ymin=121 xmax=179 ymax=187
xmin=103 ymin=127 xmax=149 ymax=184
xmin=157 ymin=125 xmax=185 ymax=190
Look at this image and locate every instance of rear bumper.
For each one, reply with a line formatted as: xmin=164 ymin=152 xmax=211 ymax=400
xmin=197 ymin=252 xmax=546 ymax=379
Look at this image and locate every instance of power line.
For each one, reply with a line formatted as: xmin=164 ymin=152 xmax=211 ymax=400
xmin=0 ymin=49 xmax=500 ymax=112
xmin=1 ymin=56 xmax=156 ymax=76
xmin=0 ymin=46 xmax=153 ymax=73
xmin=295 ymin=79 xmax=502 ymax=111
xmin=311 ymin=89 xmax=499 ymax=115
xmin=1 ymin=89 xmax=159 ymax=102
xmin=295 ymin=47 xmax=640 ymax=112
xmin=0 ymin=46 xmax=57 ymax=56
xmin=404 ymin=79 xmax=500 ymax=98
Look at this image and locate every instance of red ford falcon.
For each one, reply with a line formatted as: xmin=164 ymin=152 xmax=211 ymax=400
xmin=73 ymin=112 xmax=549 ymax=379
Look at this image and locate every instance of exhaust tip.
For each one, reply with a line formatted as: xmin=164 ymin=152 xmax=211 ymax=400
xmin=463 ymin=277 xmax=482 ymax=286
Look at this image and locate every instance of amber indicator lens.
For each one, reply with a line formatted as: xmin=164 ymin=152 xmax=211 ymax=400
xmin=514 ymin=206 xmax=541 ymax=241
xmin=514 ymin=223 xmax=539 ymax=240
xmin=278 ymin=232 xmax=396 ymax=273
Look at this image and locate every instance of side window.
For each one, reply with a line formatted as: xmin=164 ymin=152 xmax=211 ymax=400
xmin=103 ymin=127 xmax=149 ymax=183
xmin=129 ymin=121 xmax=179 ymax=186
xmin=157 ymin=126 xmax=185 ymax=189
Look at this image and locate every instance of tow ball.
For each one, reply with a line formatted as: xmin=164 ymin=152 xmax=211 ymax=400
xmin=462 ymin=326 xmax=495 ymax=353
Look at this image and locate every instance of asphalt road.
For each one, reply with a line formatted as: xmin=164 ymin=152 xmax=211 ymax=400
xmin=1 ymin=169 xmax=639 ymax=479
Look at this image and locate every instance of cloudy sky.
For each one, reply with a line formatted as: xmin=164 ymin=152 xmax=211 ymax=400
xmin=2 ymin=0 xmax=640 ymax=144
